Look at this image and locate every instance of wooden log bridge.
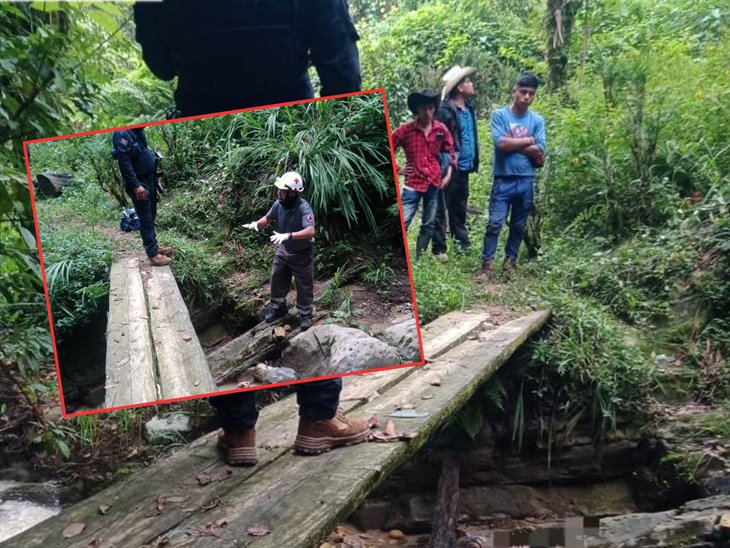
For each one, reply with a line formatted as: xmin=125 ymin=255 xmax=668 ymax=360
xmin=12 ymin=308 xmax=550 ymax=547
xmin=104 ymin=258 xmax=215 ymax=408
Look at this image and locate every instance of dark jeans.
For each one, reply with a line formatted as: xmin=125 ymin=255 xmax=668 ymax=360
xmin=126 ymin=182 xmax=158 ymax=258
xmin=432 ymin=170 xmax=471 ymax=254
xmin=270 ymin=246 xmax=314 ymax=319
xmin=481 ymin=176 xmax=534 ymax=262
xmin=401 ymin=185 xmax=438 ymax=237
xmin=209 ymin=378 xmax=343 ymax=433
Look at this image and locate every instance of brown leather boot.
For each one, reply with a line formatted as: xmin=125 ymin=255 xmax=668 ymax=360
xmin=158 ymin=246 xmax=174 ymax=256
xmin=217 ymin=428 xmax=258 ymax=466
xmin=149 ymin=254 xmax=172 ymax=266
xmin=479 ymin=259 xmax=492 ymax=280
xmin=294 ymin=409 xmax=370 ymax=455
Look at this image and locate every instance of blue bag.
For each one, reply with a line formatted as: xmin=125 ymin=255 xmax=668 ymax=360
xmin=120 ymin=208 xmax=140 ymax=232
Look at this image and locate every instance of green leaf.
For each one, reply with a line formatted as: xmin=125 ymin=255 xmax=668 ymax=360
xmin=55 ymin=439 xmax=70 ymax=459
xmin=29 ymin=2 xmax=63 ymax=12
xmin=88 ymin=10 xmax=119 ymax=35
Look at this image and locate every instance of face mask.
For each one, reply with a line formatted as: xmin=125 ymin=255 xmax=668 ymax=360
xmin=278 ymin=192 xmax=297 ymax=209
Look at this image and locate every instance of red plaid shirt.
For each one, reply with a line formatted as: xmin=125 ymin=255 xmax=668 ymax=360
xmin=392 ymin=119 xmax=455 ymax=193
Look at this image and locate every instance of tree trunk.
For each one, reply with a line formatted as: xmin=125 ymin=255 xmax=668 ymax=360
xmin=546 ymin=0 xmax=583 ymax=91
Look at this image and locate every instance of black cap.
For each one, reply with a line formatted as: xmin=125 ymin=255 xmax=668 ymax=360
xmin=407 ymin=89 xmax=440 ymax=115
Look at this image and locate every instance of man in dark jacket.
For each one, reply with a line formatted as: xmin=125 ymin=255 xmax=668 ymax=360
xmin=133 ymin=0 xmax=369 ymax=465
xmin=112 ymin=126 xmax=172 ymax=266
xmin=133 ymin=0 xmax=361 ymax=116
xmin=433 ymin=66 xmax=480 ymax=258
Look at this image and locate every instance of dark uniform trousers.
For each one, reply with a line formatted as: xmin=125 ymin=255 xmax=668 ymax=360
xmin=126 ymin=175 xmax=159 ymax=258
xmin=210 ymin=378 xmax=342 ymax=432
xmin=270 ymin=245 xmax=315 ymax=319
xmin=432 ymin=169 xmax=471 ymax=254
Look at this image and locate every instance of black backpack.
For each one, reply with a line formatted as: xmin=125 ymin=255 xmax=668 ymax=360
xmin=120 ymin=208 xmax=140 ymax=232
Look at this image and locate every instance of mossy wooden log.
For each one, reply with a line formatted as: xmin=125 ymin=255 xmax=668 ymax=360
xmin=10 ymin=309 xmax=547 ymax=548
xmin=156 ymin=310 xmax=550 ymax=548
xmin=146 ymin=266 xmax=215 ymax=399
xmin=104 ymin=259 xmax=158 ymax=407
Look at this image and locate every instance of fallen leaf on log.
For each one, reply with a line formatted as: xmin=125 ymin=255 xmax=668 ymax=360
xmin=98 ymin=504 xmax=111 ymax=515
xmin=388 ymin=409 xmax=429 ymax=418
xmin=196 ymin=472 xmax=212 ymax=486
xmin=399 ymin=432 xmax=418 ymax=441
xmin=87 ymin=537 xmax=103 ymax=547
xmin=385 ymin=420 xmax=397 ymax=438
xmin=182 ymin=335 xmax=192 ymax=342
xmin=273 ymin=326 xmax=287 ymax=338
xmin=396 ymin=402 xmax=416 ymax=410
xmin=368 ymin=430 xmax=396 ymax=442
xmin=421 ymin=394 xmax=435 ymax=400
xmin=367 ymin=416 xmax=379 ymax=428
xmin=193 ymin=379 xmax=200 ymax=386
xmin=156 ymin=496 xmax=166 ymax=512
xmin=236 ymin=381 xmax=251 ymax=389
xmin=430 ymin=376 xmax=442 ymax=386
xmin=62 ymin=522 xmax=86 ymax=539
xmin=247 ymin=526 xmax=271 ymax=537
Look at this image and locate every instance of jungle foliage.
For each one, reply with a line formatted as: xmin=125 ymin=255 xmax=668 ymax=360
xmin=1 ymin=0 xmax=729 ymax=468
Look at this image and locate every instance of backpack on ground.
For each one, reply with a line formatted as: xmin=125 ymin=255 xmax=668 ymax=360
xmin=120 ymin=208 xmax=140 ymax=232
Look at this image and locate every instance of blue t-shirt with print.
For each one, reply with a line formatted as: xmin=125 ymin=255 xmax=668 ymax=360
xmin=491 ymin=106 xmax=546 ymax=177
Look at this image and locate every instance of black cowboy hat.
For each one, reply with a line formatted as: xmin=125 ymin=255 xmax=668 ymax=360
xmin=407 ymin=88 xmax=440 ymax=115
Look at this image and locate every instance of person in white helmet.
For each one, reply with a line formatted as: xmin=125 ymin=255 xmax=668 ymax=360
xmin=243 ymin=171 xmax=316 ymax=330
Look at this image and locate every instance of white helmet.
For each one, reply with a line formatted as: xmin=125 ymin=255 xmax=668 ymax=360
xmin=273 ymin=171 xmax=304 ymax=192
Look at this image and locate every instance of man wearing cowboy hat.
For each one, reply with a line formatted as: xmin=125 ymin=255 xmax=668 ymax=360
xmin=433 ymin=65 xmax=480 ymax=259
xmin=480 ymin=71 xmax=546 ymax=279
xmin=392 ymin=89 xmax=455 ymax=259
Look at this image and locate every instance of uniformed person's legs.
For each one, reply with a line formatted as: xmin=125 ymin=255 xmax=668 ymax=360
xmin=291 ymin=248 xmax=315 ymax=329
xmin=266 ymin=245 xmax=291 ymax=322
xmin=294 ymin=377 xmax=371 ymax=455
xmin=209 ymin=391 xmax=258 ymax=466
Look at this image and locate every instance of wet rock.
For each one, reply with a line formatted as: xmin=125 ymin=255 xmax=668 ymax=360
xmin=351 ymin=500 xmax=391 ymax=531
xmin=144 ymin=412 xmax=192 ymax=444
xmin=263 ymin=367 xmax=298 ymax=385
xmin=585 ymin=495 xmax=730 ymax=547
xmin=280 ymin=325 xmax=401 ymax=378
xmin=459 ymin=481 xmax=636 ymax=520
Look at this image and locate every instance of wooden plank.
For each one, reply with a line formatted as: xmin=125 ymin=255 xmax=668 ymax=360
xmin=10 ymin=308 xmax=532 ymax=547
xmin=155 ymin=310 xmax=551 ymax=547
xmin=147 ymin=266 xmax=215 ymax=399
xmin=7 ymin=360 xmax=418 ymax=547
xmin=104 ymin=259 xmax=158 ymax=408
xmin=421 ymin=310 xmax=491 ymax=361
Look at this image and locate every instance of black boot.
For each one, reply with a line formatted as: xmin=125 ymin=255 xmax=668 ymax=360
xmin=265 ymin=305 xmax=287 ymax=323
xmin=415 ymin=234 xmax=431 ymax=260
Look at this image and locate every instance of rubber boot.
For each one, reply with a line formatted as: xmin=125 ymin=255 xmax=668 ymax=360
xmin=415 ymin=234 xmax=431 ymax=260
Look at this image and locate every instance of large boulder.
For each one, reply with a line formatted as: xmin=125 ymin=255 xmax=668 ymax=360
xmin=378 ymin=315 xmax=422 ymax=363
xmin=280 ymin=324 xmax=401 ymax=379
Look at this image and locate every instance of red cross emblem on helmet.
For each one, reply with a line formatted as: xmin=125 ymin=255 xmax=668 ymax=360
xmin=274 ymin=171 xmax=304 ymax=192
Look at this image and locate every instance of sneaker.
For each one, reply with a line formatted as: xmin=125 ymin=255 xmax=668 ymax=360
xmin=264 ymin=306 xmax=287 ymax=323
xmin=478 ymin=259 xmax=492 ymax=280
xmin=434 ymin=252 xmax=448 ymax=262
xmin=158 ymin=246 xmax=174 ymax=256
xmin=300 ymin=315 xmax=313 ymax=330
xmin=217 ymin=428 xmax=258 ymax=466
xmin=294 ymin=409 xmax=370 ymax=455
xmin=149 ymin=254 xmax=172 ymax=267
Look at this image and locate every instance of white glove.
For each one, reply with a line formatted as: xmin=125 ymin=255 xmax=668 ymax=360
xmin=270 ymin=232 xmax=291 ymax=245
xmin=243 ymin=221 xmax=258 ymax=232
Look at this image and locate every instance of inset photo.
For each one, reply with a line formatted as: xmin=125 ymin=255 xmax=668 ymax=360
xmin=25 ymin=90 xmax=422 ymax=416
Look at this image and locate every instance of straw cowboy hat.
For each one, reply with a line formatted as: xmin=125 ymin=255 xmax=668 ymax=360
xmin=407 ymin=88 xmax=440 ymax=114
xmin=441 ymin=65 xmax=476 ymax=100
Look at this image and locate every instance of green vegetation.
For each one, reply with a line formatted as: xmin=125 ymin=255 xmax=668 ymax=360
xmin=1 ymin=0 xmax=729 ymax=477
